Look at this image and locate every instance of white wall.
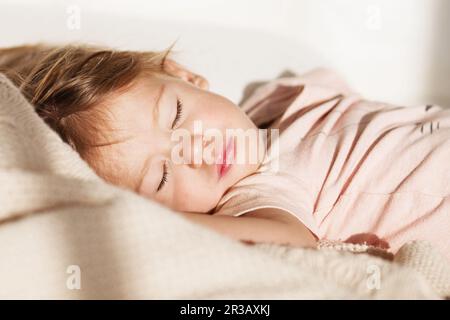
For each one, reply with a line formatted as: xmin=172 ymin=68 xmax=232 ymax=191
xmin=0 ymin=0 xmax=449 ymax=106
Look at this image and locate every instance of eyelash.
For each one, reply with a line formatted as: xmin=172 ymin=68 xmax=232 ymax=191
xmin=157 ymin=161 xmax=169 ymax=192
xmin=171 ymin=98 xmax=183 ymax=129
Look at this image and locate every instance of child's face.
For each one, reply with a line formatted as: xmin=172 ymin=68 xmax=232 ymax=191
xmin=99 ymin=70 xmax=264 ymax=213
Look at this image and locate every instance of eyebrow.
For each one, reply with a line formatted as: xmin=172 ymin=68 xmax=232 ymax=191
xmin=135 ymin=84 xmax=166 ymax=193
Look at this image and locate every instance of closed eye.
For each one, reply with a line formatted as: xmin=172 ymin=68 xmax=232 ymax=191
xmin=157 ymin=161 xmax=169 ymax=192
xmin=157 ymin=99 xmax=182 ymax=192
xmin=171 ymin=98 xmax=183 ymax=129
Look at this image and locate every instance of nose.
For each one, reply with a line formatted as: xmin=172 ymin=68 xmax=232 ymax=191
xmin=188 ymin=134 xmax=215 ymax=169
xmin=184 ymin=133 xmax=199 ymax=169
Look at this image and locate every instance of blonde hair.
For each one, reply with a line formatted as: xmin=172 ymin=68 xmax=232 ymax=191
xmin=0 ymin=42 xmax=175 ymax=182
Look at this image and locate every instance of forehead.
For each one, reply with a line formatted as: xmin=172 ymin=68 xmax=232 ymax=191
xmin=92 ymin=73 xmax=180 ymax=186
xmin=109 ymin=75 xmax=162 ymax=113
xmin=101 ymin=74 xmax=166 ymax=134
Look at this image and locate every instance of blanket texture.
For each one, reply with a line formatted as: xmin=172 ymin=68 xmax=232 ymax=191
xmin=0 ymin=73 xmax=448 ymax=299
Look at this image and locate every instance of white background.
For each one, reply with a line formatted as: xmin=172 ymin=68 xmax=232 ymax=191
xmin=0 ymin=0 xmax=449 ymax=106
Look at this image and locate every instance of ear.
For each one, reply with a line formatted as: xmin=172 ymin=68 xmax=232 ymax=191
xmin=163 ymin=58 xmax=209 ymax=90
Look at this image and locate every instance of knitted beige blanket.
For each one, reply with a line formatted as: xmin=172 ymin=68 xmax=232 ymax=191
xmin=0 ymin=74 xmax=448 ymax=299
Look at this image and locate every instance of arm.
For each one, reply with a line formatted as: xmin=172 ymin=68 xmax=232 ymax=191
xmin=179 ymin=208 xmax=317 ymax=248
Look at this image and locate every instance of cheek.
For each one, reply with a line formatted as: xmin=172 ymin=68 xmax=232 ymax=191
xmin=171 ymin=170 xmax=223 ymax=213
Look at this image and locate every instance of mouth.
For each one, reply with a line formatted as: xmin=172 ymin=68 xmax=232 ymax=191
xmin=217 ymin=136 xmax=235 ymax=180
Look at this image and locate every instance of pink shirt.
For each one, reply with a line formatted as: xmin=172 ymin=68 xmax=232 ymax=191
xmin=213 ymin=68 xmax=450 ymax=260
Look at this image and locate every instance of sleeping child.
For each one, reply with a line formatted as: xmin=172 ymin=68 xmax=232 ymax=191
xmin=0 ymin=44 xmax=448 ymax=260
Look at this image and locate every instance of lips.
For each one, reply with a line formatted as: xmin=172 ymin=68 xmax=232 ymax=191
xmin=217 ymin=136 xmax=235 ymax=179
